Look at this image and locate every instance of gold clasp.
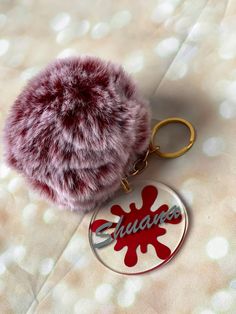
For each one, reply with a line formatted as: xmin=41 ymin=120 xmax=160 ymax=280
xmin=121 ymin=117 xmax=196 ymax=192
xmin=150 ymin=117 xmax=196 ymax=159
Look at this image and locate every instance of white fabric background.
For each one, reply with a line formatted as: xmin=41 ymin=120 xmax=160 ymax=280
xmin=0 ymin=0 xmax=236 ymax=313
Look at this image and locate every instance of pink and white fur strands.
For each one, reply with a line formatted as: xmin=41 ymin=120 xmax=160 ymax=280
xmin=3 ymin=56 xmax=151 ymax=212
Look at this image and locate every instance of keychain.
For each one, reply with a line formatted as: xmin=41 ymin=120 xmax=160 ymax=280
xmin=3 ymin=56 xmax=196 ymax=275
xmin=89 ymin=117 xmax=196 ymax=274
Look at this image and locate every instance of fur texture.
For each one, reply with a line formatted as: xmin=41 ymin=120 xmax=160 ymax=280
xmin=3 ymin=56 xmax=151 ymax=211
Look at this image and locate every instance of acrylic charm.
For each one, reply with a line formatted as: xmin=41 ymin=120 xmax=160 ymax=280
xmin=89 ymin=180 xmax=188 ymax=275
xmin=89 ymin=117 xmax=196 ymax=274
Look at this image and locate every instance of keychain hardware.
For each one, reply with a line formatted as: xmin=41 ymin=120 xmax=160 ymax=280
xmin=121 ymin=117 xmax=196 ymax=192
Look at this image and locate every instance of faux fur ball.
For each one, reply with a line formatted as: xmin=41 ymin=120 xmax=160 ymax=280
xmin=3 ymin=56 xmax=151 ymax=211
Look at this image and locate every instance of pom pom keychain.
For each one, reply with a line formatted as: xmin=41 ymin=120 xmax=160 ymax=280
xmin=3 ymin=55 xmax=196 ymax=274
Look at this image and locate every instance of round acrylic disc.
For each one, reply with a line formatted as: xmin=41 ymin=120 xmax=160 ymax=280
xmin=89 ymin=181 xmax=188 ymax=275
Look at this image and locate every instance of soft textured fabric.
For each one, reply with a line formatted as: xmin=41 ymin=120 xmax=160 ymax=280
xmin=3 ymin=56 xmax=151 ymax=211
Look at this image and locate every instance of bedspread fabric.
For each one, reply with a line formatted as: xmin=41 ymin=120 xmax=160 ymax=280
xmin=0 ymin=1 xmax=236 ymax=313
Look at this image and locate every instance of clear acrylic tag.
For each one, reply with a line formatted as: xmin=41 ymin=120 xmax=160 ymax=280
xmin=89 ymin=180 xmax=188 ymax=275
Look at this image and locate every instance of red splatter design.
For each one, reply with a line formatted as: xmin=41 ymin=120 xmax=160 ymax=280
xmin=90 ymin=185 xmax=182 ymax=267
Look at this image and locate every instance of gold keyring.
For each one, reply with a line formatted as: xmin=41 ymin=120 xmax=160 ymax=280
xmin=150 ymin=117 xmax=196 ymax=159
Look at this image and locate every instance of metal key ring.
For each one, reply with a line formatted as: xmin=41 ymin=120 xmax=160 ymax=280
xmin=150 ymin=117 xmax=196 ymax=159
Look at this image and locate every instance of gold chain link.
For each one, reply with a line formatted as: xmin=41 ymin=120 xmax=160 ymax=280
xmin=121 ymin=117 xmax=196 ymax=193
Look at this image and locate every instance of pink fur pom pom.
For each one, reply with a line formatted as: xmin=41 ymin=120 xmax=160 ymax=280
xmin=3 ymin=56 xmax=151 ymax=211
